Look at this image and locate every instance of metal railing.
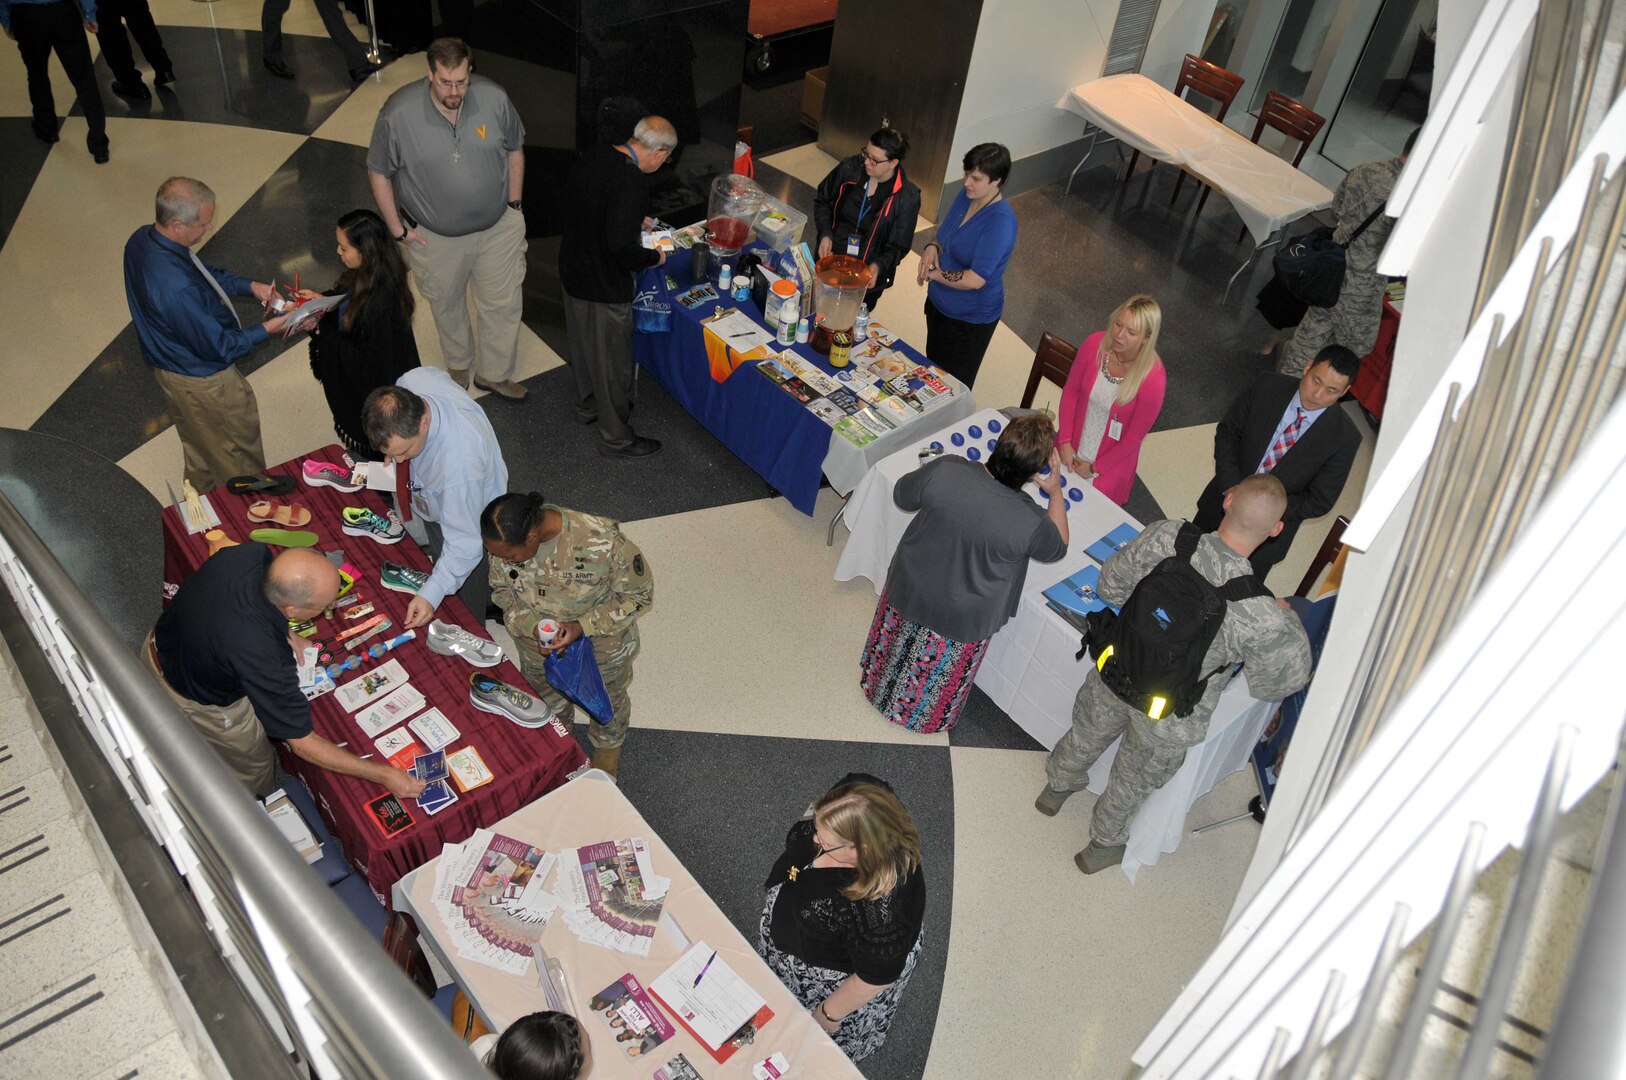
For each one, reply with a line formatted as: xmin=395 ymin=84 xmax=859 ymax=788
xmin=0 ymin=493 xmax=485 ymax=1078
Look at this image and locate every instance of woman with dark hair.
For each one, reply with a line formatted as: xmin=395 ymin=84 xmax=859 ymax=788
xmin=759 ymin=775 xmax=926 ymax=1063
xmin=813 ymin=126 xmax=922 ymax=311
xmin=471 ymin=1010 xmax=592 ymax=1080
xmin=299 ymin=208 xmax=421 ymax=458
xmin=862 ymin=414 xmax=1069 ymax=733
xmin=480 ymin=491 xmax=654 ymax=778
xmin=916 ymin=142 xmax=1018 ymax=389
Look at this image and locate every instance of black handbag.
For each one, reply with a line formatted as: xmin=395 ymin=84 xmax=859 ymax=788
xmin=1270 ymin=202 xmax=1388 ymax=309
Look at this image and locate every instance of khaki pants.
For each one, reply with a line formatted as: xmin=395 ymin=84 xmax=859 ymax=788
xmin=408 ymin=208 xmax=527 ymax=382
xmin=150 ymin=364 xmax=265 ymax=492
xmin=512 ymin=628 xmax=639 ymax=750
xmin=143 ymin=632 xmax=278 ymax=795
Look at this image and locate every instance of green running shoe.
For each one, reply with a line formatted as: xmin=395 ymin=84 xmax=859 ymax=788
xmin=342 ymin=506 xmax=405 ymax=544
xmin=380 ymin=562 xmax=429 ymax=594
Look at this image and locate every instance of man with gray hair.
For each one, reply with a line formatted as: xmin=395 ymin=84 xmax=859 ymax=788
xmin=367 ymin=37 xmax=530 ymax=401
xmin=1035 ymin=474 xmax=1313 ymax=875
xmin=124 ymin=176 xmax=291 ymax=490
xmin=558 ymin=113 xmax=677 ymax=458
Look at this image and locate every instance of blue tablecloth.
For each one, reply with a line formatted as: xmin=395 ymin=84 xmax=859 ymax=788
xmin=632 ymin=265 xmax=931 ymax=516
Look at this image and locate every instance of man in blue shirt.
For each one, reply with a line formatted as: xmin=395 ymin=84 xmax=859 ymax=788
xmin=363 ymin=367 xmax=508 ymax=627
xmin=124 ymin=177 xmax=291 ymax=490
xmin=2 ymin=0 xmax=110 ymax=161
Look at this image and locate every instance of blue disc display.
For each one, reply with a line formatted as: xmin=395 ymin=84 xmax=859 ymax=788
xmin=969 ymin=425 xmax=983 ymax=439
xmin=1038 ymin=466 xmax=1050 ymax=478
xmin=988 ymin=418 xmax=1002 ymax=432
xmin=929 ymin=441 xmax=943 ymax=451
xmin=950 ymin=432 xmax=965 ymax=447
xmin=987 ymin=439 xmax=997 ymax=451
xmin=1068 ymin=488 xmax=1084 ymax=503
xmin=967 ymin=447 xmax=982 ymax=461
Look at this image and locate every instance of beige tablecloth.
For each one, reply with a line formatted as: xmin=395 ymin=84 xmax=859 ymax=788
xmin=395 ymin=774 xmax=862 ymax=1079
xmin=1058 ymin=74 xmax=1335 ymax=244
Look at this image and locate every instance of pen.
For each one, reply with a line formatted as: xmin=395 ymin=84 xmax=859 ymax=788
xmin=693 ymin=949 xmax=717 ymax=987
xmin=358 ymin=753 xmax=373 ymax=760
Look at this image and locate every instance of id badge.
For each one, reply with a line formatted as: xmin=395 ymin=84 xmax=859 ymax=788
xmin=1108 ymin=418 xmax=1124 ymax=441
xmin=845 ymin=235 xmax=860 ymax=257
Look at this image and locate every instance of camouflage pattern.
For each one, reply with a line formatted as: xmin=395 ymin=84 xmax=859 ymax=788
xmin=1280 ymin=156 xmax=1404 ymax=377
xmin=1044 ymin=518 xmax=1312 ymax=846
xmin=489 ymin=505 xmax=653 ymax=749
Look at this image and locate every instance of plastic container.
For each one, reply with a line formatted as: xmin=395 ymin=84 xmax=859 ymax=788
xmin=753 ymin=194 xmax=807 ymax=251
xmin=769 ymin=278 xmax=799 ymax=335
xmin=536 ymin=619 xmax=559 ymax=646
xmin=853 ymin=303 xmax=870 ymax=341
xmin=706 ymin=173 xmax=765 ymax=259
xmin=809 ymin=254 xmax=869 ymax=354
xmin=719 ymin=263 xmax=732 ymax=292
xmin=829 ymin=330 xmax=852 ymax=368
xmin=795 ymin=317 xmax=810 ymax=344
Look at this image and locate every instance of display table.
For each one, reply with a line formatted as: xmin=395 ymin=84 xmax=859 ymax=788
xmin=160 ymin=446 xmax=587 ymax=903
xmin=1352 ymin=295 xmax=1402 ymax=422
xmin=394 ymin=772 xmax=863 ymax=1079
xmin=835 ymin=409 xmax=1280 ymax=880
xmin=633 ymin=264 xmax=976 ymax=514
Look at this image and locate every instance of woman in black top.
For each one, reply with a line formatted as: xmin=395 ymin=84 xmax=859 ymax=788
xmin=758 ymin=776 xmax=926 ymax=1062
xmin=300 ymin=209 xmax=421 ymax=459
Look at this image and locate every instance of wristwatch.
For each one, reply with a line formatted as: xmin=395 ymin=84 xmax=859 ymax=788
xmin=507 ymin=199 xmax=524 ymax=211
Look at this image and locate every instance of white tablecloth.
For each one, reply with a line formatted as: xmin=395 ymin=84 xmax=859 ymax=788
xmin=835 ymin=407 xmax=1278 ymax=880
xmin=1057 ymin=74 xmax=1335 ymax=245
xmin=822 ymin=377 xmax=978 ymax=495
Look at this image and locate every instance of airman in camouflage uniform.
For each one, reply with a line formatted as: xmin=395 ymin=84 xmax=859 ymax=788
xmin=1039 ymin=484 xmax=1312 ymax=873
xmin=487 ymin=503 xmax=653 ymax=759
xmin=1279 ymin=151 xmax=1406 ymax=377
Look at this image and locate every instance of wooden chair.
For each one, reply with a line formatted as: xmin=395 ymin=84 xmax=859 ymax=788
xmin=1021 ymin=331 xmax=1079 ymax=409
xmin=1199 ymin=90 xmax=1326 ymax=234
xmin=1294 ymin=515 xmax=1350 ymax=598
xmin=382 ymin=910 xmax=437 ymax=999
xmin=1136 ymin=54 xmax=1244 ymax=195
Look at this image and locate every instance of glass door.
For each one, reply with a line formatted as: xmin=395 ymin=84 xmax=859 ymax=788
xmin=1320 ymin=0 xmax=1436 ymax=168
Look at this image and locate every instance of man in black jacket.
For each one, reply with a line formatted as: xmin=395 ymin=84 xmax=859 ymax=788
xmin=814 ymin=126 xmax=921 ymax=312
xmin=1193 ymin=346 xmax=1363 ymax=579
xmin=559 ymin=114 xmax=676 ymax=459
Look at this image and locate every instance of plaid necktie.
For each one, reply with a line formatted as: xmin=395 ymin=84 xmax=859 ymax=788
xmin=1258 ymin=407 xmax=1307 ymax=473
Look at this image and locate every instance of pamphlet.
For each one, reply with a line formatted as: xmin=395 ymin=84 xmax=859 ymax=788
xmin=1085 ymin=523 xmax=1142 ymax=564
xmin=555 ymin=838 xmax=670 ymax=956
xmin=336 ymin=658 xmax=410 ymax=712
xmin=655 ymin=1054 xmax=706 ymax=1080
xmin=409 ymin=707 xmax=460 ymax=752
xmin=1041 ymin=564 xmax=1118 ymax=619
xmin=589 ymin=973 xmax=676 ymax=1059
xmin=353 ymin=682 xmax=426 ymax=738
xmin=447 ymin=746 xmax=495 ymax=791
xmin=435 ymin=829 xmax=559 ymax=974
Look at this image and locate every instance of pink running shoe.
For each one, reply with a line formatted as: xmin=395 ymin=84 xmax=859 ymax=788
xmin=302 ymin=459 xmax=361 ymax=492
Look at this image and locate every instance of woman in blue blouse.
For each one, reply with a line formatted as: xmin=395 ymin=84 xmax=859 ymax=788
xmin=916 ymin=143 xmax=1018 ymax=389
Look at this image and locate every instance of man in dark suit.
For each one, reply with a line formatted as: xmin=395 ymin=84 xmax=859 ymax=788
xmin=1194 ymin=345 xmax=1363 ymax=578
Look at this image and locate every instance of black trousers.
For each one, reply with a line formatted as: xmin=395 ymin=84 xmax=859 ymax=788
xmin=11 ymin=0 xmax=107 ymax=151
xmin=261 ymin=0 xmax=368 ymax=69
xmin=96 ymin=0 xmax=171 ymax=84
xmin=923 ymin=296 xmax=997 ymax=390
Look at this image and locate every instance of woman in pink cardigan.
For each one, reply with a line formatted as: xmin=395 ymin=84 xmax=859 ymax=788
xmin=1054 ymin=295 xmax=1166 ymax=506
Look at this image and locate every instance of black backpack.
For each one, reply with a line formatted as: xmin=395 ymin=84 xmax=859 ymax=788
xmin=1083 ymin=523 xmax=1269 ymax=720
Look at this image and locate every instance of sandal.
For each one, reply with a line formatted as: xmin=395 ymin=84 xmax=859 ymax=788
xmin=250 ymin=527 xmax=318 ymax=548
xmin=227 ymin=474 xmax=296 ymax=496
xmin=246 ymin=499 xmax=312 ymax=527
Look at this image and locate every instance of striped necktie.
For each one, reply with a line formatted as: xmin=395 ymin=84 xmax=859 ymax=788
xmin=1258 ymin=407 xmax=1306 ymax=473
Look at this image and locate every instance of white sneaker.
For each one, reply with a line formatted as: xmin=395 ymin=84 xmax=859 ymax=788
xmin=426 ymin=620 xmax=504 ymax=667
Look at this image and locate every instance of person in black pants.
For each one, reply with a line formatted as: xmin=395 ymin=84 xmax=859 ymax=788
xmin=260 ymin=0 xmax=378 ymax=82
xmin=3 ymin=0 xmax=110 ymax=161
xmin=96 ymin=0 xmax=172 ymax=101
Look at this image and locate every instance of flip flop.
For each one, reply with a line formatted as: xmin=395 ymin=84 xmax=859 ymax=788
xmin=227 ymin=474 xmax=296 ymax=496
xmin=250 ymin=527 xmax=319 ymax=547
xmin=246 ymin=499 xmax=312 ymax=527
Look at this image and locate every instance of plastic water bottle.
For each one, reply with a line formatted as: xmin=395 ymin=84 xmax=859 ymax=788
xmin=853 ymin=303 xmax=870 ymax=341
xmin=718 ymin=263 xmax=732 ymax=292
xmin=795 ymin=317 xmax=810 ymax=344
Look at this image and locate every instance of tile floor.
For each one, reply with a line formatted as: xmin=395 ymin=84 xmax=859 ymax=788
xmin=0 ymin=6 xmax=1393 ymax=1076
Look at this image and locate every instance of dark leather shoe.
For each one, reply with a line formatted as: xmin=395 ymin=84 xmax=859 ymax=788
xmin=32 ymin=124 xmax=60 ymax=145
xmin=598 ymin=436 xmax=662 ymax=459
xmin=154 ymin=68 xmax=176 ymax=86
xmin=111 ymin=79 xmax=151 ymax=102
xmin=263 ymin=57 xmax=295 ymax=79
xmin=349 ymin=61 xmax=381 ymax=82
xmin=92 ymin=148 xmax=110 ymax=164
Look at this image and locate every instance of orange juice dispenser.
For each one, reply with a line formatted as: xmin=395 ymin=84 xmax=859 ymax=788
xmin=809 ymin=254 xmax=869 ymax=355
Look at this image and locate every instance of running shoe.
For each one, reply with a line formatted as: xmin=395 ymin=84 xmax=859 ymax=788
xmin=341 ymin=506 xmax=405 ymax=544
xmin=302 ymin=459 xmax=362 ymax=491
xmin=426 ymin=620 xmax=504 ymax=667
xmin=380 ymin=562 xmax=428 ymax=594
xmin=468 ymin=672 xmax=552 ymax=727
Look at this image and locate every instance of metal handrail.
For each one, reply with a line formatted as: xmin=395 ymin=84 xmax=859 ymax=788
xmin=0 ymin=491 xmax=484 ymax=1078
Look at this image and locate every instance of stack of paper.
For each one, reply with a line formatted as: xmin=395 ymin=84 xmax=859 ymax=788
xmin=432 ymin=828 xmax=559 ymax=974
xmin=555 ymin=838 xmax=670 ymax=956
xmin=263 ymin=789 xmax=323 ymax=864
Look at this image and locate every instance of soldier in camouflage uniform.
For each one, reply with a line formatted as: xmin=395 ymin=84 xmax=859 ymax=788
xmin=1278 ymin=130 xmax=1415 ymax=377
xmin=1036 ymin=475 xmax=1312 ymax=874
xmin=481 ymin=491 xmax=653 ymax=776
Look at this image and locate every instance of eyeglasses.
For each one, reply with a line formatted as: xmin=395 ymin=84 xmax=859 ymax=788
xmin=860 ymin=149 xmax=891 ymax=167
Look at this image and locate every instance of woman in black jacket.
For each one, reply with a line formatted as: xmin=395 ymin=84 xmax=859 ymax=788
xmin=299 ymin=209 xmax=421 ymax=459
xmin=813 ymin=126 xmax=922 ymax=312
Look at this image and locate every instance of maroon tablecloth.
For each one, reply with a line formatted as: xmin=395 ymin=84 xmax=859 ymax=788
xmin=160 ymin=445 xmax=588 ymax=904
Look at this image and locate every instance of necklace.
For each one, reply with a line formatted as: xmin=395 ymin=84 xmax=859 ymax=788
xmin=1101 ymin=354 xmax=1127 ymax=384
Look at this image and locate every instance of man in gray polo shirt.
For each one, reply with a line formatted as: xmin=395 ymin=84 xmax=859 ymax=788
xmin=367 ymin=37 xmax=530 ymax=400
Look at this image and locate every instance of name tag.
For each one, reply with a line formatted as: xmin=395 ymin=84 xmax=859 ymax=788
xmin=1108 ymin=418 xmax=1124 ymax=441
xmin=845 ymin=236 xmax=860 ymax=256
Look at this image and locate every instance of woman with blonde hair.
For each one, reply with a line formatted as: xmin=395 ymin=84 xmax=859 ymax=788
xmin=1054 ymin=295 xmax=1167 ymax=506
xmin=758 ymin=775 xmax=926 ymax=1062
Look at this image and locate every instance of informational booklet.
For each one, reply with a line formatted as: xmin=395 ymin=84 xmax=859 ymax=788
xmin=1041 ymin=564 xmax=1117 ymax=618
xmin=555 ymin=838 xmax=670 ymax=957
xmin=447 ymin=746 xmax=494 ymax=791
xmin=336 ymin=658 xmax=410 ymax=712
xmin=649 ymin=942 xmax=769 ymax=1054
xmin=1085 ymin=523 xmax=1142 ymax=565
xmin=353 ymin=683 xmax=426 ymax=738
xmin=832 ymin=416 xmax=877 ymax=447
xmin=278 ymin=292 xmax=344 ymax=335
xmin=408 ymin=707 xmax=460 ymax=753
xmin=654 ymin=1055 xmax=706 ymax=1080
xmin=374 ymin=728 xmax=422 ymax=770
xmin=436 ymin=829 xmax=559 ymax=975
xmin=589 ymin=973 xmax=676 ymax=1060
